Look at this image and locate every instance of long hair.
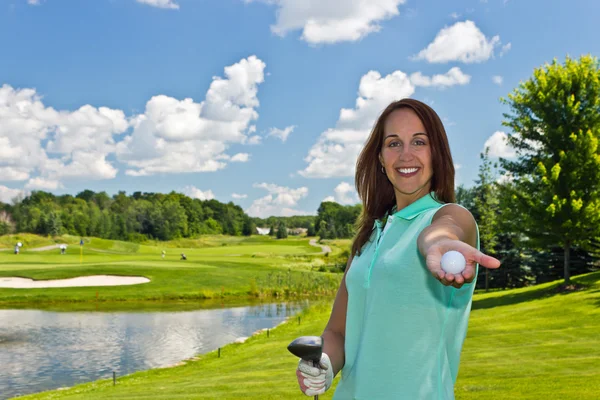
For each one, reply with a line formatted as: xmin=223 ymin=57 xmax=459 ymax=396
xmin=351 ymin=98 xmax=456 ymax=257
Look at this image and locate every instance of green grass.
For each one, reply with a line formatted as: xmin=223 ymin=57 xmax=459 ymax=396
xmin=14 ymin=271 xmax=600 ymax=399
xmin=0 ymin=235 xmax=341 ymax=305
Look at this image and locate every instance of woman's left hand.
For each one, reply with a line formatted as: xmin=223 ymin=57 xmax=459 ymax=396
xmin=425 ymin=239 xmax=501 ymax=289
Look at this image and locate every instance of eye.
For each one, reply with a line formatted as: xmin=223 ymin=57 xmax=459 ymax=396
xmin=389 ymin=141 xmax=400 ymax=147
xmin=414 ymin=139 xmax=426 ymax=146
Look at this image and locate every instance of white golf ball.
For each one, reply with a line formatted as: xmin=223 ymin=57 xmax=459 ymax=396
xmin=441 ymin=251 xmax=466 ymax=274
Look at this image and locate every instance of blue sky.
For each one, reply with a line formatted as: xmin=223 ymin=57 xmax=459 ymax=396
xmin=0 ymin=0 xmax=599 ymax=217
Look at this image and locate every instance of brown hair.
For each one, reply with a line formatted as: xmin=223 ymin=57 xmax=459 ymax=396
xmin=351 ymin=98 xmax=456 ymax=257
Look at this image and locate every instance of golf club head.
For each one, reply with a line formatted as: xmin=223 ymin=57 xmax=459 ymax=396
xmin=287 ymin=335 xmax=323 ymax=362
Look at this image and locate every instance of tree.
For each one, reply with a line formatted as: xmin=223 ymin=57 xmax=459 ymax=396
xmin=307 ymin=223 xmax=316 ymax=237
xmin=242 ymin=218 xmax=256 ymax=236
xmin=474 ymin=147 xmax=500 ymax=291
xmin=499 ymin=54 xmax=600 ymax=284
xmin=269 ymin=222 xmax=276 ymax=236
xmin=276 ymin=221 xmax=288 ymax=239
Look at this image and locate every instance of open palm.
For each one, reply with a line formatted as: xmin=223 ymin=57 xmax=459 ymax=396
xmin=426 ymin=239 xmax=501 ymax=288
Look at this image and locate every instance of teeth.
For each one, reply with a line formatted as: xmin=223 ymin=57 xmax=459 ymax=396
xmin=398 ymin=168 xmax=419 ymax=174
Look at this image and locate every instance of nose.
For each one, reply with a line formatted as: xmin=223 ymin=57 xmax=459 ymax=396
xmin=398 ymin=145 xmax=415 ymax=159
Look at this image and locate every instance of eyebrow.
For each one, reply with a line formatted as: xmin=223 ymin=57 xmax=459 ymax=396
xmin=384 ymin=132 xmax=428 ymax=139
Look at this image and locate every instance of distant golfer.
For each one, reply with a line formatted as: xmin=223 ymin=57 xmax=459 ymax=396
xmin=180 ymin=253 xmax=187 ymax=261
xmin=161 ymin=250 xmax=166 ymax=259
xmin=293 ymin=99 xmax=501 ymax=398
xmin=60 ymin=244 xmax=67 ymax=255
xmin=14 ymin=243 xmax=19 ymax=255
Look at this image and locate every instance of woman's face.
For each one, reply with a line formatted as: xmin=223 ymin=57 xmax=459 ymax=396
xmin=380 ymin=108 xmax=433 ymax=203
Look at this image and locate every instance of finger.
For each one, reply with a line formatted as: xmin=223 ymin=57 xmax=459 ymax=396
xmin=299 ymin=371 xmax=326 ymax=383
xmin=452 ymin=273 xmax=464 ymax=285
xmin=303 ymin=377 xmax=325 ymax=388
xmin=305 ymin=386 xmax=326 ymax=396
xmin=298 ymin=361 xmax=321 ymax=377
xmin=460 ymin=265 xmax=476 ymax=282
xmin=452 ymin=281 xmax=463 ymax=289
xmin=474 ymin=253 xmax=501 ymax=269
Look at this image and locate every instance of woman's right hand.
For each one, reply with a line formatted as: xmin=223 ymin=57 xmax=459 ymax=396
xmin=296 ymin=353 xmax=334 ymax=396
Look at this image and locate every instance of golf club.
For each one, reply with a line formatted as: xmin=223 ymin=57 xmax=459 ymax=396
xmin=287 ymin=335 xmax=323 ymax=400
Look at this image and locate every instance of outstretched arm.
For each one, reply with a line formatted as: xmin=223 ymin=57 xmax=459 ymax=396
xmin=418 ymin=204 xmax=501 ymax=288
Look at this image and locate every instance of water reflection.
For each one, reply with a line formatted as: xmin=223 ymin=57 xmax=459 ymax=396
xmin=0 ymin=300 xmax=308 ymax=399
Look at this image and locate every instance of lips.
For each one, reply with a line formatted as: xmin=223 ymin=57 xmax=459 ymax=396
xmin=396 ymin=167 xmax=420 ymax=177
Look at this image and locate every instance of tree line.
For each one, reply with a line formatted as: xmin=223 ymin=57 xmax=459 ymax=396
xmin=0 ymin=190 xmax=257 ymax=241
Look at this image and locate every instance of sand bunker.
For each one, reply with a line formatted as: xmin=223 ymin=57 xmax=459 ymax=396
xmin=0 ymin=275 xmax=150 ymax=289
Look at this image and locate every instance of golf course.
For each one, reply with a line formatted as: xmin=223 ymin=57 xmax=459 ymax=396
xmin=0 ymin=233 xmax=598 ymax=399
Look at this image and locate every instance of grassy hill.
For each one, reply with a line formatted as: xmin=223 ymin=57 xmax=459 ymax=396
xmin=13 ymin=271 xmax=600 ymax=399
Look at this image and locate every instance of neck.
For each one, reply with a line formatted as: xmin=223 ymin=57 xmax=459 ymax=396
xmin=394 ymin=185 xmax=431 ymax=211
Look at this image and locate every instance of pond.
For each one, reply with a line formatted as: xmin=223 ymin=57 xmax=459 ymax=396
xmin=0 ymin=300 xmax=309 ymax=399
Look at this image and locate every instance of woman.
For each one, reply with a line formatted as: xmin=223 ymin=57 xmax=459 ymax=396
xmin=295 ymin=99 xmax=501 ymax=399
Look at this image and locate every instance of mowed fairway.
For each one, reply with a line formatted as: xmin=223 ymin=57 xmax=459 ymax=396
xmin=0 ymin=235 xmax=341 ymax=305
xmin=13 ymin=271 xmax=600 ymax=400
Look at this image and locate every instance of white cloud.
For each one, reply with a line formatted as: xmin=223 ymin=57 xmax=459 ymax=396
xmin=136 ymin=0 xmax=179 ymax=9
xmin=449 ymin=12 xmax=461 ymax=19
xmin=327 ymin=182 xmax=359 ymax=205
xmin=0 ymin=185 xmax=25 ymax=204
xmin=500 ymin=43 xmax=512 ymax=56
xmin=412 ymin=20 xmax=501 ymax=63
xmin=0 ymin=84 xmax=127 ymax=187
xmin=246 ymin=135 xmax=262 ymax=145
xmin=410 ymin=67 xmax=471 ymax=88
xmin=230 ymin=153 xmax=250 ymax=162
xmin=27 ymin=0 xmax=42 ymax=5
xmin=182 ymin=186 xmax=215 ymax=200
xmin=323 ymin=196 xmax=336 ymax=202
xmin=492 ymin=75 xmax=503 ymax=85
xmin=484 ymin=130 xmax=545 ymax=159
xmin=0 ymin=167 xmax=29 ymax=181
xmin=247 ymin=0 xmax=406 ymax=45
xmin=268 ymin=125 xmax=296 ymax=142
xmin=232 ymin=193 xmax=248 ymax=199
xmin=483 ymin=131 xmax=516 ymax=158
xmin=24 ymin=177 xmax=62 ymax=190
xmin=299 ymin=69 xmax=415 ymax=178
xmin=246 ymin=183 xmax=311 ymax=217
xmin=116 ymin=55 xmax=266 ymax=176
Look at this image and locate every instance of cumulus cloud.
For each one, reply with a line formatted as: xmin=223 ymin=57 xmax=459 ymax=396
xmin=0 ymin=185 xmax=25 ymax=204
xmin=410 ymin=67 xmax=471 ymax=88
xmin=232 ymin=193 xmax=248 ymax=199
xmin=412 ymin=20 xmax=502 ymax=63
xmin=268 ymin=125 xmax=296 ymax=142
xmin=230 ymin=153 xmax=250 ymax=162
xmin=246 ymin=0 xmax=406 ymax=44
xmin=246 ymin=183 xmax=311 ymax=217
xmin=492 ymin=75 xmax=503 ymax=85
xmin=325 ymin=182 xmax=359 ymax=205
xmin=116 ymin=55 xmax=266 ymax=176
xmin=0 ymin=84 xmax=127 ymax=187
xmin=299 ymin=69 xmax=415 ymax=178
xmin=24 ymin=177 xmax=62 ymax=190
xmin=483 ymin=131 xmax=517 ymax=158
xmin=0 ymin=56 xmax=266 ymax=190
xmin=182 ymin=185 xmax=215 ymax=200
xmin=136 ymin=0 xmax=179 ymax=9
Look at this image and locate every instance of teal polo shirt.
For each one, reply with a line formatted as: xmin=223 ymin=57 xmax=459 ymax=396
xmin=333 ymin=192 xmax=480 ymax=400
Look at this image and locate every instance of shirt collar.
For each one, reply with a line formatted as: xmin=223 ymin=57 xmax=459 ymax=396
xmin=390 ymin=192 xmax=443 ymax=221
